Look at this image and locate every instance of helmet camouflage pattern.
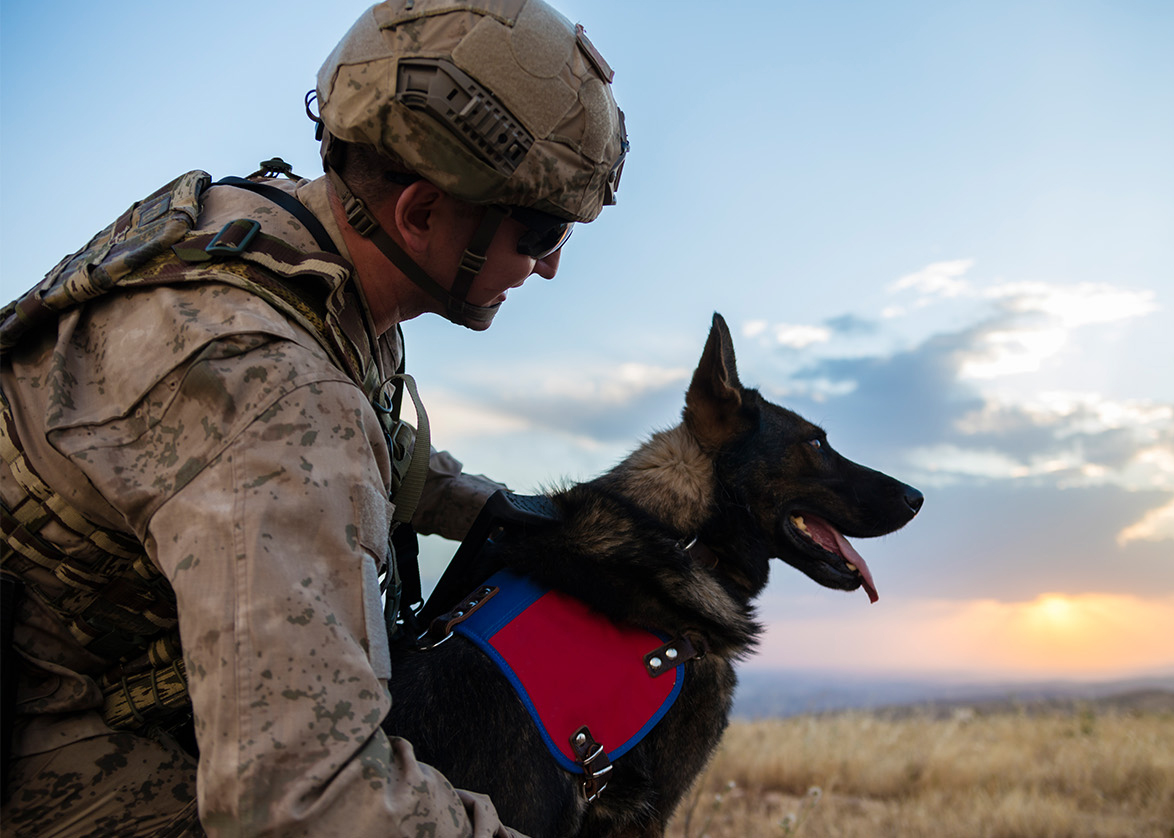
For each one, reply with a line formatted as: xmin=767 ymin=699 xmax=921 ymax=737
xmin=317 ymin=0 xmax=628 ymax=223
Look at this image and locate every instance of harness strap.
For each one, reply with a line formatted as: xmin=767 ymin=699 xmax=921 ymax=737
xmin=644 ymin=633 xmax=706 ymax=677
xmin=570 ymin=725 xmax=613 ymax=802
xmin=214 ymin=176 xmax=340 ymax=256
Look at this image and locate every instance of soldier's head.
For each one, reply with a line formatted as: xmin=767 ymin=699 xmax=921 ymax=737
xmin=312 ymin=0 xmax=628 ymax=331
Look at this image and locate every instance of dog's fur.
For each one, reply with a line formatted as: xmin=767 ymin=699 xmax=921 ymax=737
xmin=385 ymin=314 xmax=922 ymax=837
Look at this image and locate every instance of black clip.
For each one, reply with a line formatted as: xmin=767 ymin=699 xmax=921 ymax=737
xmin=249 ymin=157 xmax=300 ymax=180
xmin=205 ymin=219 xmax=261 ymax=256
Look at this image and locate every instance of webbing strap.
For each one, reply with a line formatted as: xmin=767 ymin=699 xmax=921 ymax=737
xmin=324 ymin=169 xmax=502 ymax=327
xmin=387 ymin=373 xmax=430 ymax=525
xmin=0 ymin=391 xmax=139 ymax=566
xmin=213 ymin=177 xmax=341 ymax=256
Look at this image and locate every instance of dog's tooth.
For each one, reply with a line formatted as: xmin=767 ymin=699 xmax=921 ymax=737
xmin=791 ymin=515 xmax=808 ymax=533
xmin=845 ymin=562 xmax=858 ymax=572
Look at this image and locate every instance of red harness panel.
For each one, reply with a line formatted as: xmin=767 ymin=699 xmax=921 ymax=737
xmin=453 ymin=570 xmax=685 ymax=773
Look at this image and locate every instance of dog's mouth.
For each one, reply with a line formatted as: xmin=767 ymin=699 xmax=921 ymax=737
xmin=785 ymin=513 xmax=879 ymax=603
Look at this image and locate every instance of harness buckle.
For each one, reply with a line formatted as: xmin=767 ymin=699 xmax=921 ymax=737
xmin=418 ymin=585 xmax=499 ymax=649
xmin=205 ymin=219 xmax=261 ymax=256
xmin=570 ymin=725 xmax=612 ymax=802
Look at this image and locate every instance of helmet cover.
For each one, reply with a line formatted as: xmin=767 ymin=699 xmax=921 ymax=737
xmin=317 ymin=0 xmax=627 ymax=222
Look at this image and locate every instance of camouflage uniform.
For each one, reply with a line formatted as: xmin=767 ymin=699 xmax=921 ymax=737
xmin=0 ymin=175 xmax=519 ymax=837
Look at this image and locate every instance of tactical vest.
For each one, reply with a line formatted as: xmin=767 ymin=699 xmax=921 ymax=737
xmin=0 ymin=170 xmax=427 ymax=734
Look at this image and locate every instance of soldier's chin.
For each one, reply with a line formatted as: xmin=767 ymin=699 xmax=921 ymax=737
xmin=448 ymin=300 xmax=502 ymax=331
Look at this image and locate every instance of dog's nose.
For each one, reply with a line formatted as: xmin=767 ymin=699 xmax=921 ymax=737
xmin=904 ymin=486 xmax=924 ymax=514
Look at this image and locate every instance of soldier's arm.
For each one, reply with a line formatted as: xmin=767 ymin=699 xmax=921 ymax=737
xmin=61 ymin=331 xmax=521 ymax=837
xmin=414 ymin=447 xmax=509 ymax=541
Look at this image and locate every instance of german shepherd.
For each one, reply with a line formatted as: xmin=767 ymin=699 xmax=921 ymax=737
xmin=385 ymin=313 xmax=922 ymax=837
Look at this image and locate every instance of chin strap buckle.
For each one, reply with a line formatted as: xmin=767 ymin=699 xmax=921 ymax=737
xmin=342 ymin=192 xmax=378 ymax=238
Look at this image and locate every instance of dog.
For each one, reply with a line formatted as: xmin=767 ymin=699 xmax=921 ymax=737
xmin=385 ymin=313 xmax=922 ymax=837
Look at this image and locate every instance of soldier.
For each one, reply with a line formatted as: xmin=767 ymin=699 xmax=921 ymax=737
xmin=0 ymin=1 xmax=627 ymax=836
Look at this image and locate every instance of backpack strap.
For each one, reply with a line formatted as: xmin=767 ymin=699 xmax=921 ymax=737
xmin=213 ymin=176 xmax=341 ymax=256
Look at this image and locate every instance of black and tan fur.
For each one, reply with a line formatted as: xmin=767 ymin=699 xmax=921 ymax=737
xmin=385 ymin=313 xmax=922 ymax=838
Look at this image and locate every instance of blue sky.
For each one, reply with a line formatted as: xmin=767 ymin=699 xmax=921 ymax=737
xmin=3 ymin=0 xmax=1172 ymax=679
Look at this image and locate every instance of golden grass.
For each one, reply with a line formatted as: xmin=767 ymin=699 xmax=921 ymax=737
xmin=666 ymin=706 xmax=1174 ymax=838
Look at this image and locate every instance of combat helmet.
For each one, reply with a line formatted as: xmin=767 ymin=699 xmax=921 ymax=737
xmin=312 ymin=0 xmax=628 ymax=328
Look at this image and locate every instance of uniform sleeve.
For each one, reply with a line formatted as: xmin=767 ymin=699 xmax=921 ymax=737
xmin=415 ymin=448 xmax=508 ymax=541
xmin=145 ymin=376 xmax=521 ymax=837
xmin=38 ymin=318 xmax=524 ymax=837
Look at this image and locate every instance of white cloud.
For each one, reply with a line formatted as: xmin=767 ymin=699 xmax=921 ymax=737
xmin=470 ymin=361 xmax=690 ymax=408
xmin=1118 ymin=496 xmax=1174 ymax=545
xmin=742 ymin=320 xmax=768 ymax=339
xmin=958 ymin=326 xmax=1068 ymax=379
xmin=938 ymin=391 xmax=1174 ymax=492
xmin=895 ymin=272 xmax=1163 ymax=383
xmin=905 ymin=443 xmax=1085 ymax=484
xmin=535 ymin=362 xmax=690 ymax=405
xmin=416 ymin=391 xmax=533 ymax=440
xmin=889 ymin=258 xmax=975 ymax=298
xmin=988 ymin=281 xmax=1159 ymax=328
xmin=773 ymin=323 xmax=831 ymax=349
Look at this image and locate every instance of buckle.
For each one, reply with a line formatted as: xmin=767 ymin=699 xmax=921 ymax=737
xmin=205 ymin=219 xmax=261 ymax=256
xmin=457 ymin=247 xmax=488 ymax=276
xmin=419 ymin=585 xmax=499 ymax=649
xmin=343 ymin=194 xmax=378 ymax=237
xmin=570 ymin=725 xmax=612 ymax=802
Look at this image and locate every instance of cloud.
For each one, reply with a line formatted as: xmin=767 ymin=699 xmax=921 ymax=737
xmin=743 ymin=320 xmax=831 ymax=349
xmin=889 ymin=258 xmax=975 ymax=299
xmin=989 ymin=281 xmax=1159 ymax=328
xmin=750 ymin=263 xmax=1170 ymax=505
xmin=957 ymin=283 xmax=1159 ymax=379
xmin=1118 ymin=496 xmax=1174 ymax=546
xmin=432 ymin=361 xmax=692 ymax=446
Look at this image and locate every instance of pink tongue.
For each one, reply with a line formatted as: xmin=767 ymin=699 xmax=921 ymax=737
xmin=831 ymin=529 xmax=878 ymax=604
xmin=803 ymin=515 xmax=879 ymax=604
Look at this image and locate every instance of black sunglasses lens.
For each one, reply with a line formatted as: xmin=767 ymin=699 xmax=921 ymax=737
xmin=517 ymin=222 xmax=573 ymax=259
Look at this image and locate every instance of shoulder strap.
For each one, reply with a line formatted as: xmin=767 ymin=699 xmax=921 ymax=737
xmin=213 ymin=176 xmax=340 ymax=256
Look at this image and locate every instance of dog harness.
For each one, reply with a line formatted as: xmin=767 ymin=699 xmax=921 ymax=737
xmin=448 ymin=570 xmax=699 ymax=800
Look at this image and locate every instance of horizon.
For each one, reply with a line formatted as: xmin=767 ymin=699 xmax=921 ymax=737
xmin=2 ymin=1 xmax=1172 ymax=682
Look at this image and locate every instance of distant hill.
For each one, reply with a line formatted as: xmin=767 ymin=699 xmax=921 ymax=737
xmin=731 ymin=669 xmax=1174 ymax=718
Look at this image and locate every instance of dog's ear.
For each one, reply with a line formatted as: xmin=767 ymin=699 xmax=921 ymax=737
xmin=684 ymin=313 xmax=746 ymax=449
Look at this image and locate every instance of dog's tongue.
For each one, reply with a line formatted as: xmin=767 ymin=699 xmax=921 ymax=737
xmin=803 ymin=515 xmax=879 ymax=604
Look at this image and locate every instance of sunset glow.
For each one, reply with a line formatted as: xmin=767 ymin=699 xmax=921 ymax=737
xmin=755 ymin=593 xmax=1174 ymax=679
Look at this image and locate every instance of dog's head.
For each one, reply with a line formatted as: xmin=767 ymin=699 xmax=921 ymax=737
xmin=684 ymin=313 xmax=923 ymax=602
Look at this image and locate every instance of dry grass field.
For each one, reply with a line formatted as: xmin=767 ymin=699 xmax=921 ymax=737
xmin=665 ymin=702 xmax=1174 ymax=838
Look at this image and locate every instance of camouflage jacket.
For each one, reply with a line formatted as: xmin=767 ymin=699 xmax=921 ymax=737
xmin=0 ymin=175 xmax=517 ymax=836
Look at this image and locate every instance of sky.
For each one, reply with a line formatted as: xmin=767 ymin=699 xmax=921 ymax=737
xmin=3 ymin=0 xmax=1172 ymax=683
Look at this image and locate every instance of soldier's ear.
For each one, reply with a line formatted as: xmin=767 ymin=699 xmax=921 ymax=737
xmin=393 ymin=181 xmax=445 ymax=257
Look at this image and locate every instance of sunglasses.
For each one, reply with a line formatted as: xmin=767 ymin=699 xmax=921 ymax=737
xmin=382 ymin=168 xmax=574 ymax=259
xmin=507 ymin=205 xmax=574 ymax=260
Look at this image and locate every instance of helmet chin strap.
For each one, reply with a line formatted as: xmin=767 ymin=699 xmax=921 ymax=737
xmin=325 ymin=167 xmax=507 ymax=329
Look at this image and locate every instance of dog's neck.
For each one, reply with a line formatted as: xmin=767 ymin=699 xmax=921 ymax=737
xmin=606 ymin=423 xmax=715 ymax=536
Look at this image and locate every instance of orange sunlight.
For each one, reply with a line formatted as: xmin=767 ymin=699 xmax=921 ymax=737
xmin=946 ymin=592 xmax=1174 ymax=677
xmin=757 ymin=592 xmax=1174 ymax=679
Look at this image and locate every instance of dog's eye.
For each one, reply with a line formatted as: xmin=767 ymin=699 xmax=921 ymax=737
xmin=807 ymin=439 xmax=822 ymax=449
